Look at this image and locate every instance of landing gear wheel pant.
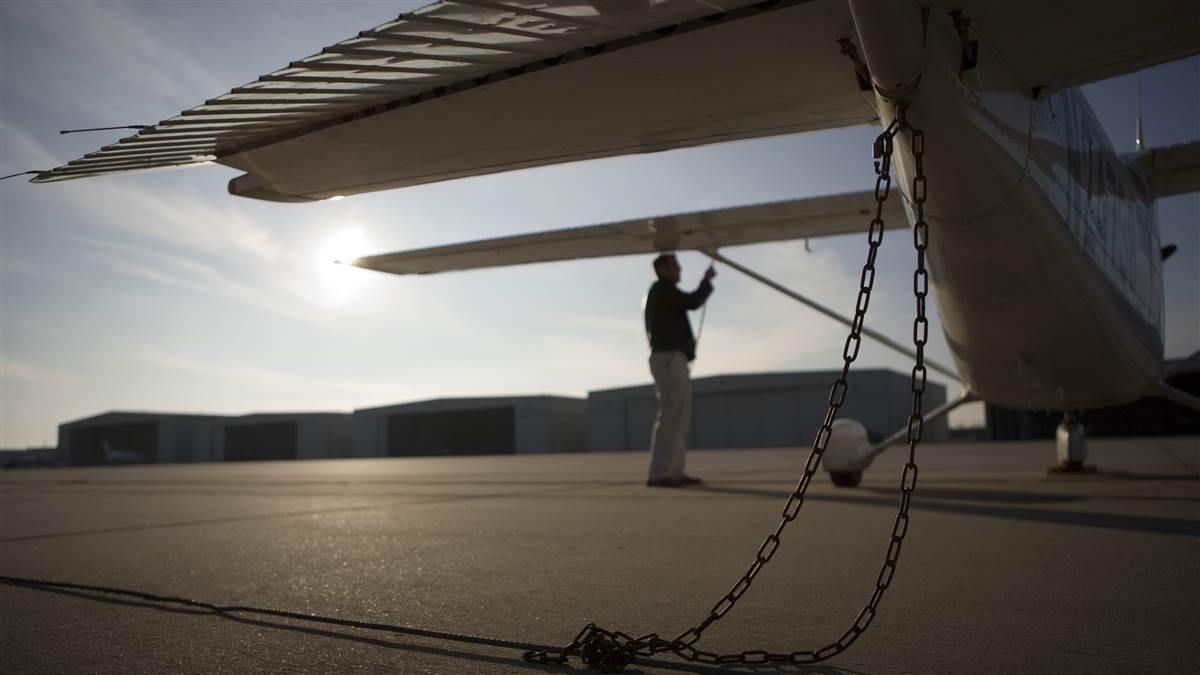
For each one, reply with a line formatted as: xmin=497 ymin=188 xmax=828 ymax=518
xmin=648 ymin=351 xmax=692 ymax=481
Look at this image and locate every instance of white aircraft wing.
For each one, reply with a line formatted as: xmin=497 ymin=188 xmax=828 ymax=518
xmin=348 ymin=191 xmax=906 ymax=275
xmin=31 ymin=0 xmax=1200 ymax=201
xmin=32 ymin=0 xmax=876 ymax=199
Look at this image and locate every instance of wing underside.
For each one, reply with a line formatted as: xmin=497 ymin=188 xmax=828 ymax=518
xmin=348 ymin=190 xmax=907 ymax=276
xmin=965 ymin=0 xmax=1200 ymax=92
xmin=30 ymin=0 xmax=1200 ymax=202
xmin=32 ymin=0 xmax=876 ymax=201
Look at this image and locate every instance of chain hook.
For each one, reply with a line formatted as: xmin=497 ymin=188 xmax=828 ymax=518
xmin=894 ymin=102 xmax=910 ymax=131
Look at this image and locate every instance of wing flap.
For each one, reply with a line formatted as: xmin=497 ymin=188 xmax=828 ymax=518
xmin=348 ymin=191 xmax=906 ymax=276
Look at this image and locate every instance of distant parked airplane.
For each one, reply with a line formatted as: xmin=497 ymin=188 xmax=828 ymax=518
xmin=101 ymin=441 xmax=139 ymax=465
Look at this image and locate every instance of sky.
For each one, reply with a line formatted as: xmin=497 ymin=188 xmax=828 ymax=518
xmin=0 ymin=1 xmax=1197 ymax=449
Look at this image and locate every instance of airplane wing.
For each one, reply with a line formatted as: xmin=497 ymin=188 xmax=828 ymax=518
xmin=965 ymin=1 xmax=1200 ymax=93
xmin=31 ymin=0 xmax=877 ymax=199
xmin=31 ymin=0 xmax=1200 ymax=201
xmin=347 ymin=190 xmax=907 ymax=275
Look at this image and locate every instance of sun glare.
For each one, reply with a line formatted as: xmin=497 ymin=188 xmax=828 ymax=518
xmin=313 ymin=227 xmax=371 ymax=305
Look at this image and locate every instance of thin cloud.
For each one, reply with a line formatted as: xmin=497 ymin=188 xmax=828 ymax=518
xmin=55 ymin=179 xmax=284 ymax=263
xmin=141 ymin=352 xmax=401 ymax=404
xmin=64 ymin=233 xmax=314 ymax=323
xmin=2 ymin=2 xmax=226 ymax=121
xmin=0 ymin=356 xmax=78 ymax=388
xmin=0 ymin=123 xmax=60 ymax=174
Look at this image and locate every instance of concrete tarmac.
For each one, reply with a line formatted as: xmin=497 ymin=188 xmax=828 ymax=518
xmin=2 ymin=438 xmax=1197 ymax=674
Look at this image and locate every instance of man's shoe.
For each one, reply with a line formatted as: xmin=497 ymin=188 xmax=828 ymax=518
xmin=678 ymin=475 xmax=703 ymax=486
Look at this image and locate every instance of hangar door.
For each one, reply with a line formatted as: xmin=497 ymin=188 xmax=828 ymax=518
xmin=225 ymin=422 xmax=298 ymax=461
xmin=692 ymin=390 xmax=809 ymax=449
xmin=387 ymin=407 xmax=515 ymax=456
xmin=70 ymin=422 xmax=158 ymax=465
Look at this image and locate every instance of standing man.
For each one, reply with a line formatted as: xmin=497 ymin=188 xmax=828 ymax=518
xmin=644 ymin=253 xmax=716 ymax=487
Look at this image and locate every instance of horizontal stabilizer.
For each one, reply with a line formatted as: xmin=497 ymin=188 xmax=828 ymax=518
xmin=1135 ymin=141 xmax=1200 ymax=198
xmin=1164 ymin=351 xmax=1200 ymax=379
xmin=348 ymin=191 xmax=907 ymax=276
xmin=1152 ymin=381 xmax=1200 ymax=415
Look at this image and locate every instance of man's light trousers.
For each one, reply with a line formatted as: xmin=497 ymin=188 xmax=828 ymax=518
xmin=648 ymin=350 xmax=692 ymax=481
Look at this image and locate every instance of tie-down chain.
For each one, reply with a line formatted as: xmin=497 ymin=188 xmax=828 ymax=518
xmin=524 ymin=105 xmax=932 ymax=672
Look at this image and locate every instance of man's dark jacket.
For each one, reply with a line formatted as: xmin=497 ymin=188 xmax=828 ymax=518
xmin=644 ymin=278 xmax=714 ymax=361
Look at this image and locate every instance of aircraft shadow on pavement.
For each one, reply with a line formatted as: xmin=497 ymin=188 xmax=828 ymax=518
xmin=691 ymin=485 xmax=1199 ymax=538
xmin=0 ymin=577 xmax=867 ymax=675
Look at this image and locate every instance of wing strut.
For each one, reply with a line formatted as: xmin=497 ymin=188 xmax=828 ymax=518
xmin=704 ymin=250 xmax=961 ymax=383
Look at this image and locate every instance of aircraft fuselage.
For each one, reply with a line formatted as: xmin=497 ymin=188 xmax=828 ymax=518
xmin=859 ymin=6 xmax=1165 ymax=411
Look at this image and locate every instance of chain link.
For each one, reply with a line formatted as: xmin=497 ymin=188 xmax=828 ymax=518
xmin=525 ymin=107 xmax=931 ymax=671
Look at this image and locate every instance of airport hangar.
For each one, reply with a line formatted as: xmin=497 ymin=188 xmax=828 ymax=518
xmin=56 ymin=412 xmax=353 ymax=465
xmin=51 ymin=369 xmax=948 ymax=466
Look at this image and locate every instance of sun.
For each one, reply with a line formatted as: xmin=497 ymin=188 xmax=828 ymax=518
xmin=313 ymin=227 xmax=371 ymax=304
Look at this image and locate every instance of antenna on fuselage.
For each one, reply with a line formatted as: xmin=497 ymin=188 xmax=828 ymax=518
xmin=1135 ymin=71 xmax=1145 ymax=152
